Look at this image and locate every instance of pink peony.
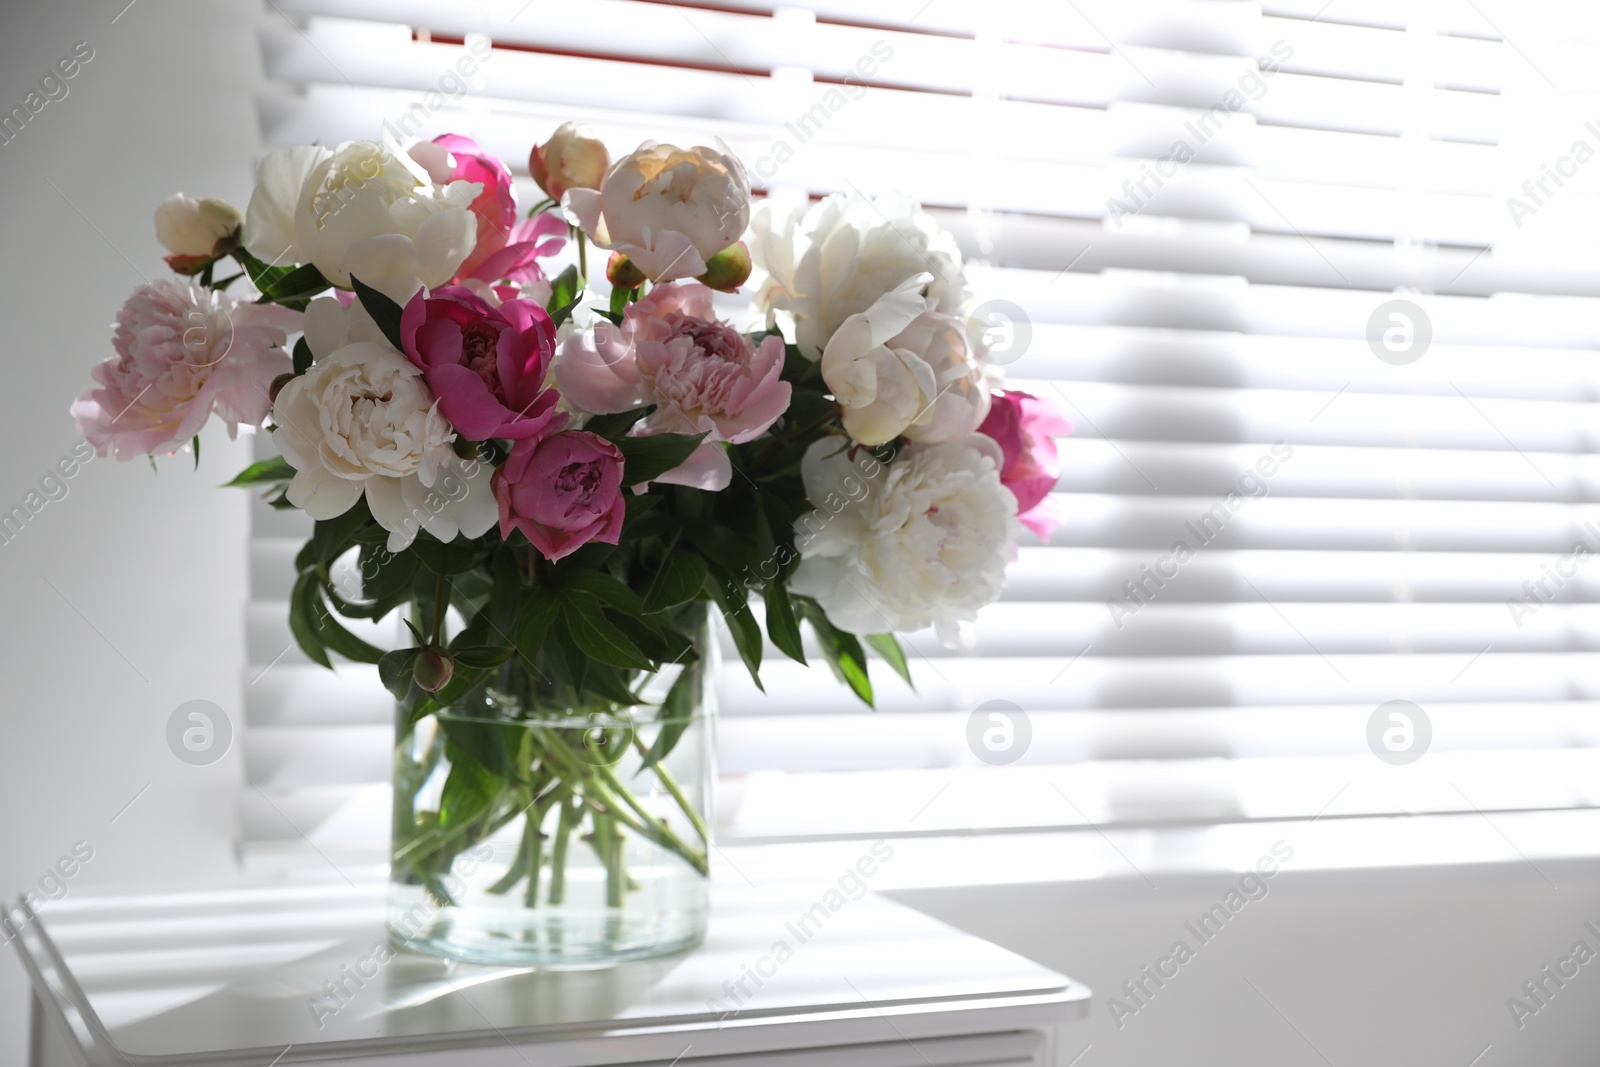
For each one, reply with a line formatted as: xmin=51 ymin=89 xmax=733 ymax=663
xmin=556 ymin=282 xmax=790 ymax=490
xmin=72 ymin=280 xmax=299 ymax=459
xmin=977 ymin=389 xmax=1073 ymax=539
xmin=494 ymin=430 xmax=625 ymax=562
xmin=467 ymin=211 xmax=567 ymax=290
xmin=411 ymin=134 xmax=566 ymax=287
xmin=399 ymin=286 xmax=565 ymax=443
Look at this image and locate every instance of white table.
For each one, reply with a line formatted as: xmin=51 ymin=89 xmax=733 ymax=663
xmin=13 ymin=877 xmax=1089 ymax=1066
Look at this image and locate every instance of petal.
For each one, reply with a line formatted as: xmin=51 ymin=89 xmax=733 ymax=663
xmin=287 ymin=466 xmax=362 ymax=519
xmin=561 ymin=188 xmax=608 ymax=246
xmin=651 ymin=439 xmax=731 ymax=491
xmin=627 ymin=229 xmax=707 ymax=284
xmin=413 ymin=208 xmax=477 ymax=289
xmin=340 ymin=234 xmax=421 ymax=297
xmin=243 ymin=144 xmax=328 ymax=264
xmin=427 ymin=363 xmax=510 ymax=440
xmin=302 ymin=297 xmax=350 ymax=360
xmin=365 ymin=475 xmax=421 ymax=550
xmin=554 ymin=323 xmax=645 ymax=414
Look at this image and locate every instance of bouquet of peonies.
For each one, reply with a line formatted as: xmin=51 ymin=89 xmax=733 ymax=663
xmin=70 ymin=121 xmax=1070 ymax=961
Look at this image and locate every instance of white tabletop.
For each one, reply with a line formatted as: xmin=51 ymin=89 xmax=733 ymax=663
xmin=14 ymin=876 xmax=1089 ymax=1066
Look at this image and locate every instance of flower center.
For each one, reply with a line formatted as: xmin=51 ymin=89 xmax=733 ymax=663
xmin=555 ymin=460 xmax=601 ymax=503
xmin=310 ymin=144 xmax=422 ymax=230
xmin=462 ymin=321 xmax=506 ymax=403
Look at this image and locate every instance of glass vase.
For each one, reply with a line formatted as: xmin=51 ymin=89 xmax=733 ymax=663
xmin=387 ymin=604 xmax=714 ymax=967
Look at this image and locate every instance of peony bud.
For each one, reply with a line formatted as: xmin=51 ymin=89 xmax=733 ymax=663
xmin=606 ymin=251 xmax=646 ymax=291
xmin=529 ymin=122 xmax=610 ymax=201
xmin=412 ymin=649 xmax=454 ymax=693
xmin=696 ymin=241 xmax=752 ymax=293
xmin=154 ymin=193 xmax=242 ymax=274
xmin=268 ymin=372 xmax=295 ymax=405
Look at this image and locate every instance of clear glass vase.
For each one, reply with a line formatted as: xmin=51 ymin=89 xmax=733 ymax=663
xmin=387 ymin=605 xmax=714 ymax=967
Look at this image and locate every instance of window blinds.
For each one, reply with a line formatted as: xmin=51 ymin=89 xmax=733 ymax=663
xmin=242 ymin=0 xmax=1600 ymax=868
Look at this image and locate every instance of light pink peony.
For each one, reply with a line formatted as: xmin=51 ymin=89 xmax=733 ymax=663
xmin=494 ymin=430 xmax=625 ymax=562
xmin=563 ymin=140 xmax=748 ymax=283
xmin=72 ymin=280 xmax=299 ymax=459
xmin=977 ymin=389 xmax=1073 ymax=539
xmin=399 ymin=286 xmax=566 ymax=443
xmin=556 ymin=283 xmax=790 ymax=490
xmin=410 ymin=134 xmax=566 ymax=288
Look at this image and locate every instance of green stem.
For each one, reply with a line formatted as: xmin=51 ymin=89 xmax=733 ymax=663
xmin=485 ymin=839 xmax=528 ymax=895
xmin=526 ymin=723 xmax=708 ymax=876
xmin=595 ymin=814 xmax=622 ymax=907
xmin=522 ymin=804 xmax=547 ymax=908
xmin=592 ymin=764 xmax=708 ymax=876
xmin=393 ymin=788 xmax=523 ymax=867
xmin=548 ymin=796 xmax=578 ymax=905
xmin=633 ymin=734 xmax=710 ymax=844
xmin=431 ymin=572 xmax=447 ymax=645
xmin=577 ymin=230 xmax=588 ymax=284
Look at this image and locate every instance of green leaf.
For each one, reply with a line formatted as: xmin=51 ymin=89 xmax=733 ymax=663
xmin=292 ymin=336 xmax=314 ymax=374
xmin=560 ymin=593 xmax=653 ymax=671
xmin=706 ymin=572 xmax=763 ymax=689
xmin=512 ymin=587 xmax=560 ymax=655
xmin=797 ymin=596 xmax=873 ymax=707
xmin=640 ymin=661 xmax=699 ymax=771
xmin=487 ymin=550 xmax=524 ymax=637
xmin=549 ymin=295 xmax=583 ymax=330
xmin=864 ymin=633 xmax=914 ymax=688
xmin=764 ymin=581 xmax=806 ymax=665
xmin=449 ymin=645 xmax=515 ymax=669
xmin=547 ymin=264 xmax=581 ymax=316
xmin=560 ymin=568 xmax=645 ymax=615
xmin=234 ymin=248 xmax=330 ymax=310
xmin=379 ymin=648 xmax=420 ymax=700
xmin=308 ymin=501 xmax=372 ymax=570
xmin=223 ymin=455 xmax=294 ymax=488
xmin=603 ymin=610 xmax=681 ymax=665
xmin=350 ymin=275 xmax=406 ymax=351
xmin=548 ymin=622 xmax=587 ymax=691
xmin=410 ymin=533 xmax=477 ymax=575
xmin=616 ymin=432 xmax=708 ymax=487
xmin=336 ymin=544 xmax=418 ymax=619
xmin=289 ymin=571 xmax=332 ymax=669
xmin=310 ymin=592 xmax=386 ymax=664
xmin=580 ymin=664 xmax=645 ymax=707
xmin=437 ymin=754 xmax=503 ymax=831
xmin=624 ymin=492 xmax=664 ymax=527
xmin=584 ymin=406 xmax=652 ymax=443
xmin=782 ymin=391 xmax=839 ymax=431
xmin=644 ymin=550 xmax=709 ymax=613
xmin=446 ymin=566 xmax=494 ymax=618
xmin=609 ymin=284 xmax=639 ymax=318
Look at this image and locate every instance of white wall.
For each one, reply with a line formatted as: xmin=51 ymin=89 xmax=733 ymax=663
xmin=0 ymin=3 xmax=265 ymax=1061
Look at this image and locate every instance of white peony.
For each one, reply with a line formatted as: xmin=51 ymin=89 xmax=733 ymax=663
xmin=243 ymin=139 xmax=480 ymax=293
xmin=822 ymin=275 xmax=991 ymax=447
xmin=563 ymin=139 xmax=749 ymax=283
xmin=153 ymin=193 xmax=241 ymax=258
xmin=790 ymin=435 xmax=1019 ymax=643
xmin=365 ymin=450 xmax=497 ymax=553
xmin=281 ymin=296 xmax=497 ymax=550
xmin=751 ymin=191 xmax=972 ymax=362
xmin=243 ymin=144 xmax=330 ymax=265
